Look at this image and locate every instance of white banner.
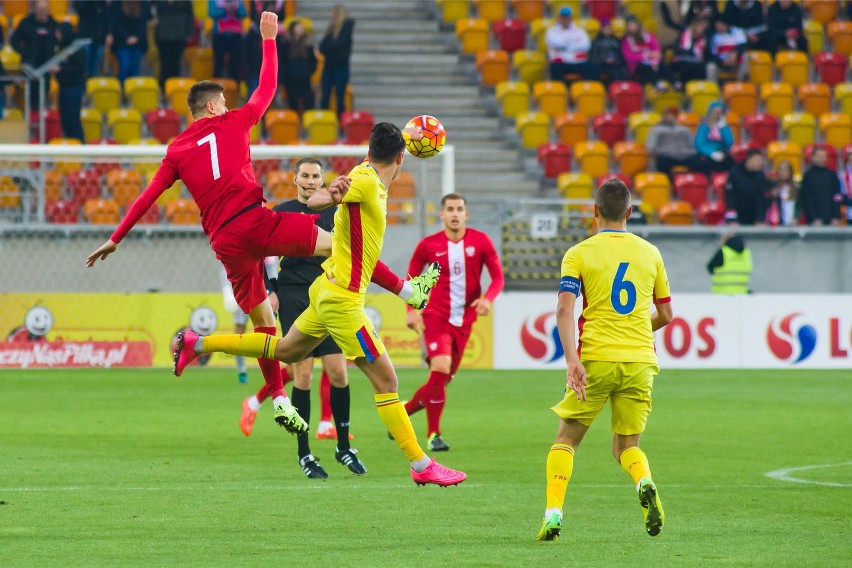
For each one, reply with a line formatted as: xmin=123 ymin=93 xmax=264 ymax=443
xmin=493 ymin=293 xmax=852 ymax=369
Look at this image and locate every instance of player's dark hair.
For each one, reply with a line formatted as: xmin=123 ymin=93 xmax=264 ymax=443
xmin=294 ymin=157 xmax=323 ymax=176
xmin=187 ymin=80 xmax=224 ymax=117
xmin=369 ymin=122 xmax=405 ymax=164
xmin=594 ymin=178 xmax=631 ymax=221
xmin=441 ymin=193 xmax=467 ymax=207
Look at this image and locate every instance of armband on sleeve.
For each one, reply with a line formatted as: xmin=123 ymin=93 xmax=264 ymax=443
xmin=559 ymin=276 xmax=581 ymax=295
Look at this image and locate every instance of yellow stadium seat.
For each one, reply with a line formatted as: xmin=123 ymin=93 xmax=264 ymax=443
xmin=828 ymin=21 xmax=852 ymax=56
xmin=554 ymin=112 xmax=588 ymax=145
xmin=798 ymin=83 xmax=832 ymax=119
xmin=476 ymin=50 xmax=511 ymax=86
xmin=496 ymin=81 xmax=530 ymax=118
xmin=128 ymin=138 xmax=160 ymax=145
xmin=530 ymin=18 xmax=554 ymax=52
xmin=124 ymin=76 xmax=160 ymax=114
xmin=819 ymin=113 xmax=852 ymax=148
xmin=473 ymin=0 xmax=507 ymax=23
xmin=804 ymin=19 xmax=824 ymax=55
xmin=513 ymin=50 xmax=548 ymax=84
xmin=557 ymin=172 xmax=594 ymax=199
xmin=48 ymin=138 xmax=82 ymax=174
xmin=436 ymin=0 xmax=469 ymax=23
xmin=83 ymin=198 xmax=120 ymax=225
xmin=86 ymin=77 xmax=122 ymax=114
xmin=610 ymin=17 xmax=626 ymax=39
xmin=456 ymin=19 xmax=490 ymax=55
xmin=573 ymin=141 xmax=610 ymax=178
xmin=80 ymin=108 xmax=102 ymax=143
xmin=515 ymin=111 xmax=551 ymax=148
xmin=635 ymin=172 xmax=672 ymax=216
xmin=723 ymin=82 xmax=758 ymax=117
xmin=685 ymin=81 xmax=720 ymax=116
xmin=648 ymin=83 xmax=682 ymax=114
xmin=628 ymin=111 xmax=660 ymax=145
xmin=302 ymin=110 xmax=339 ymax=145
xmin=570 ymin=81 xmax=606 ymax=117
xmin=264 ymin=110 xmax=301 ymax=144
xmin=767 ymin=141 xmax=803 ymax=174
xmin=2 ymin=108 xmax=23 ymax=121
xmin=775 ymin=51 xmax=810 ymax=87
xmin=576 ymin=18 xmax=601 ymax=39
xmin=165 ymin=77 xmax=194 ymax=118
xmin=760 ymin=82 xmax=794 ymax=117
xmin=184 ymin=47 xmax=213 ymax=81
xmin=107 ymin=108 xmax=142 ymax=144
xmin=622 ymin=0 xmax=654 ymax=21
xmin=641 ymin=17 xmax=656 ymax=35
xmin=782 ymin=112 xmax=816 ymax=146
xmin=0 ymin=176 xmax=21 ymax=209
xmin=0 ymin=44 xmax=21 ymax=72
xmin=835 ymin=83 xmax=852 ymax=116
xmin=533 ymin=81 xmax=568 ymax=118
xmin=2 ymin=0 xmax=29 ymax=18
xmin=746 ymin=51 xmax=773 ymax=85
xmin=511 ymin=0 xmax=545 ymax=23
xmin=659 ymin=201 xmax=694 ymax=225
xmin=806 ymin=0 xmax=838 ymax=25
xmin=613 ymin=141 xmax=649 ymax=177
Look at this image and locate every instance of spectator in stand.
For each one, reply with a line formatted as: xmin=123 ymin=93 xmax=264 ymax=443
xmin=11 ymin=1 xmax=57 ymax=108
xmin=109 ymin=1 xmax=150 ymax=83
xmin=280 ymin=19 xmax=317 ymax=113
xmin=545 ymin=7 xmax=595 ymax=83
xmin=151 ymin=1 xmax=195 ymax=89
xmin=838 ymin=152 xmax=852 ymax=225
xmin=54 ymin=22 xmax=85 ymax=142
xmin=74 ymin=0 xmax=109 ymax=77
xmin=670 ymin=17 xmax=708 ymax=89
xmin=588 ymin=22 xmax=627 ymax=85
xmin=706 ymin=18 xmax=748 ymax=82
xmin=319 ymin=4 xmax=355 ymax=116
xmin=685 ymin=0 xmax=720 ymax=26
xmin=646 ymin=106 xmax=704 ymax=179
xmin=0 ymin=27 xmax=5 ymax=118
xmin=798 ymin=147 xmax=842 ymax=226
xmin=209 ymin=0 xmax=247 ymax=81
xmin=250 ymin=0 xmax=287 ymax=21
xmin=766 ymin=160 xmax=798 ymax=226
xmin=658 ymin=0 xmax=686 ymax=50
xmin=696 ymin=101 xmax=735 ymax=172
xmin=766 ymin=0 xmax=806 ymax=54
xmin=725 ymin=148 xmax=771 ymax=225
xmin=721 ymin=0 xmax=767 ymax=52
xmin=621 ymin=15 xmax=663 ymax=87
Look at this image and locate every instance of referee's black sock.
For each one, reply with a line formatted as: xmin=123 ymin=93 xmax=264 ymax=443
xmin=330 ymin=385 xmax=351 ymax=452
xmin=291 ymin=386 xmax=311 ymax=459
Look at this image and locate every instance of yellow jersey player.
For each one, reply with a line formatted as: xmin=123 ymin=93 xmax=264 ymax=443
xmin=536 ymin=178 xmax=673 ymax=541
xmin=176 ymin=122 xmax=466 ymax=487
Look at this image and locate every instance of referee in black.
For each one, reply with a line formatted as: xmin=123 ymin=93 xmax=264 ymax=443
xmin=267 ymin=157 xmax=367 ymax=479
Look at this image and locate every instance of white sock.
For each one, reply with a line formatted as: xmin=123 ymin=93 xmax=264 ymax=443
xmin=236 ymin=355 xmax=246 ymax=373
xmin=193 ymin=336 xmax=204 ymax=354
xmin=317 ymin=420 xmax=333 ymax=431
xmin=247 ymin=395 xmax=261 ymax=411
xmin=410 ymin=455 xmax=432 ymax=472
xmin=398 ymin=280 xmax=413 ymax=301
xmin=273 ymin=395 xmax=290 ymax=408
xmin=544 ymin=507 xmax=562 ymax=519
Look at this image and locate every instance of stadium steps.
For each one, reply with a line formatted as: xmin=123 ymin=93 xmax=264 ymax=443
xmin=501 ymin=219 xmax=587 ymax=289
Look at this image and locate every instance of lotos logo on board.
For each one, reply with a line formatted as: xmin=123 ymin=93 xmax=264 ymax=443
xmin=520 ymin=312 xmax=564 ymax=363
xmin=766 ymin=313 xmax=817 ymax=363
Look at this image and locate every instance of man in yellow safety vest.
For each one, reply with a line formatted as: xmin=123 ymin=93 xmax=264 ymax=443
xmin=706 ymin=233 xmax=752 ymax=294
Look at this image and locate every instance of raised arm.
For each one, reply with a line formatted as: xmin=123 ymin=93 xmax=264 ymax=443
xmin=243 ymin=12 xmax=280 ymax=124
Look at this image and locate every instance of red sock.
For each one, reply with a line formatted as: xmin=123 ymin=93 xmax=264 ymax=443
xmin=319 ymin=371 xmax=332 ymax=423
xmin=424 ymin=371 xmax=450 ymax=436
xmin=255 ymin=326 xmax=284 ymax=399
xmin=280 ymin=366 xmax=293 ymax=386
xmin=255 ymin=383 xmax=269 ymax=403
xmin=404 ymin=383 xmax=429 ymax=415
xmin=371 ymin=260 xmax=404 ymax=294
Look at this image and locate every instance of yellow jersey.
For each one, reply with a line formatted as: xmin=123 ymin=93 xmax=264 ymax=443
xmin=322 ymin=163 xmax=387 ymax=294
xmin=559 ymin=229 xmax=671 ymax=364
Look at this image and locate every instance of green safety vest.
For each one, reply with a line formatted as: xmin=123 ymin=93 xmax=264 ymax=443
xmin=711 ymin=245 xmax=753 ymax=294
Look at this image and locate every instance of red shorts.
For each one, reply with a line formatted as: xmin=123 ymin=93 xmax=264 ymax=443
xmin=423 ymin=314 xmax=471 ymax=377
xmin=211 ymin=206 xmax=318 ymax=314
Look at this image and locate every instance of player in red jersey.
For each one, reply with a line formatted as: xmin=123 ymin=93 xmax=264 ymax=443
xmin=85 ymin=12 xmax=427 ymax=435
xmin=403 ymin=193 xmax=504 ymax=451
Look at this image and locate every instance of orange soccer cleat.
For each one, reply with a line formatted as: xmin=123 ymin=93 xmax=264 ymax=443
xmin=315 ymin=425 xmax=354 ymax=441
xmin=239 ymin=397 xmax=258 ymax=436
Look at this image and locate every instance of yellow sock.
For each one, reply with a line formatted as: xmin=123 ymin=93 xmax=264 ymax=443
xmin=375 ymin=393 xmax=426 ymax=463
xmin=546 ymin=443 xmax=574 ymax=510
xmin=620 ymin=446 xmax=653 ymax=487
xmin=201 ymin=333 xmax=278 ymax=359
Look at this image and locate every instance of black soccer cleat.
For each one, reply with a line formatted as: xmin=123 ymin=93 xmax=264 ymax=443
xmin=428 ymin=434 xmax=450 ymax=452
xmin=299 ymin=454 xmax=328 ymax=479
xmin=335 ymin=447 xmax=367 ymax=475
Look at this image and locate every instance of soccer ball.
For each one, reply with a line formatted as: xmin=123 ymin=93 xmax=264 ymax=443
xmin=403 ymin=115 xmax=446 ymax=158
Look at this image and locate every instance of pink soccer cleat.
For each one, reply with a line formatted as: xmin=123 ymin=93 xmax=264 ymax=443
xmin=239 ymin=397 xmax=257 ymax=436
xmin=411 ymin=458 xmax=467 ymax=487
xmin=173 ymin=329 xmax=200 ymax=377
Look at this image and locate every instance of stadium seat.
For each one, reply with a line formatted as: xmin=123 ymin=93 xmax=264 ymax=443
xmin=596 ymin=172 xmax=633 ymax=190
xmin=804 ymin=20 xmax=825 ymax=56
xmin=66 ymin=170 xmax=101 ymax=205
xmin=573 ymin=141 xmax=610 ymax=178
xmin=759 ymin=82 xmax=794 ymax=117
xmin=515 ymin=112 xmax=551 ymax=148
xmin=767 ymin=141 xmax=803 ymax=174
xmin=511 ymin=0 xmax=545 ymax=23
xmin=2 ymin=108 xmax=23 ymax=121
xmin=456 ymin=19 xmax=490 ymax=54
xmin=476 ymin=50 xmax=511 ymax=86
xmin=828 ymin=21 xmax=852 ymax=56
xmin=586 ymin=0 xmax=616 ymax=23
xmin=722 ymin=83 xmax=757 ymax=117
xmin=635 ymin=173 xmax=672 ymax=215
xmin=533 ymin=81 xmax=568 ymax=117
xmin=106 ymin=169 xmax=142 ymax=205
xmin=165 ymin=199 xmax=201 ymax=225
xmin=437 ymin=0 xmax=469 ymax=24
xmin=608 ymin=81 xmax=643 ymax=116
xmin=496 ymin=81 xmax=530 ymax=118
xmin=330 ymin=154 xmax=359 ymax=177
xmin=819 ymin=114 xmax=852 ymax=149
xmin=340 ymin=110 xmax=374 ymax=145
xmin=83 ymin=198 xmax=120 ymax=225
xmin=40 ymin=109 xmax=64 ymax=142
xmin=746 ymin=51 xmax=773 ymax=85
xmin=48 ymin=138 xmax=82 ymax=173
xmin=676 ymin=111 xmax=700 ymax=134
xmin=86 ymin=77 xmax=122 ymax=114
xmin=0 ymin=176 xmax=20 ymax=209
xmin=570 ymin=81 xmax=606 ymax=117
xmin=80 ymin=108 xmax=102 ymax=143
xmin=730 ymin=140 xmax=760 ymax=164
xmin=686 ymin=81 xmax=720 ymax=116
xmin=775 ymin=51 xmax=810 ymax=87
xmin=576 ymin=17 xmax=601 ymax=39
xmin=591 ymin=112 xmax=627 ymax=147
xmin=659 ymin=201 xmax=694 ymax=225
xmin=124 ymin=76 xmax=160 ymax=114
xmin=302 ymin=110 xmax=339 ymax=145
xmin=613 ymin=141 xmax=648 ymax=177
xmin=212 ymin=78 xmax=239 ymax=109
xmin=45 ymin=199 xmax=80 ymax=224
xmin=493 ymin=18 xmax=527 ymax=53
xmin=264 ymin=110 xmax=300 ymax=145
xmin=556 ymin=172 xmax=593 ymax=199
xmin=673 ymin=173 xmax=709 ymax=210
xmin=267 ymin=170 xmax=297 ymax=201
xmin=743 ymin=112 xmax=779 ymax=148
xmin=710 ymin=171 xmax=728 ymax=204
xmin=165 ymin=77 xmax=194 ymax=117
xmin=44 ymin=169 xmax=64 ymax=202
xmin=798 ymin=83 xmax=832 ymax=119
xmin=813 ymin=52 xmax=848 ymax=87
xmin=146 ymin=108 xmax=181 ymax=143
xmin=628 ymin=111 xmax=660 ymax=145
xmin=138 ymin=203 xmax=161 ymax=225
xmin=184 ymin=47 xmax=214 ymax=81
xmin=782 ymin=112 xmax=816 ymax=146
xmin=621 ymin=0 xmax=653 ymax=22
xmin=726 ymin=110 xmax=742 ymax=143
xmin=804 ymin=142 xmax=838 ymax=169
xmin=391 ymin=171 xmax=416 ymax=200
xmin=88 ymin=139 xmax=120 ymax=177
xmin=0 ymin=44 xmax=20 ymax=72
xmin=512 ymin=50 xmax=548 ymax=84
xmin=107 ymin=109 xmax=143 ymax=144
xmin=530 ymin=18 xmax=554 ymax=52
xmin=697 ymin=201 xmax=726 ymax=225
xmin=806 ymin=0 xmax=838 ymax=25
xmin=648 ymin=83 xmax=682 ymax=114
xmin=473 ymin=0 xmax=507 ymax=22
xmin=835 ymin=83 xmax=852 ymax=116
xmin=554 ymin=111 xmax=588 ymax=145
xmin=610 ymin=17 xmax=626 ymax=39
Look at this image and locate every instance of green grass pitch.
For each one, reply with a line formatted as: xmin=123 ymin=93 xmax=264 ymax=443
xmin=1 ymin=367 xmax=850 ymax=567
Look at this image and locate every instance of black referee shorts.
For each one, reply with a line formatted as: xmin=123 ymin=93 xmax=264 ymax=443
xmin=277 ymin=285 xmax=343 ymax=359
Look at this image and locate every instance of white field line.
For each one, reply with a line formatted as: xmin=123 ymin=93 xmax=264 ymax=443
xmin=765 ymin=461 xmax=852 ymax=487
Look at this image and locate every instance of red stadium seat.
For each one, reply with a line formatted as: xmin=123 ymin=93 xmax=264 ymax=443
xmin=89 ymin=138 xmax=120 ymax=176
xmin=66 ymin=170 xmax=101 ymax=204
xmin=673 ymin=173 xmax=709 ymax=210
xmin=331 ymin=154 xmax=360 ymax=176
xmin=591 ymin=112 xmax=627 ymax=147
xmin=40 ymin=109 xmax=63 ymax=142
xmin=743 ymin=112 xmax=779 ymax=148
xmin=813 ymin=52 xmax=848 ymax=87
xmin=138 ymin=203 xmax=160 ymax=224
xmin=146 ymin=109 xmax=181 ymax=144
xmin=608 ymin=81 xmax=643 ymax=116
xmin=803 ymin=142 xmax=838 ymax=169
xmin=711 ymin=172 xmax=728 ymax=205
xmin=492 ymin=19 xmax=527 ymax=53
xmin=596 ymin=172 xmax=633 ymax=190
xmin=45 ymin=199 xmax=80 ymax=223
xmin=697 ymin=201 xmax=726 ymax=225
xmin=340 ymin=110 xmax=374 ymax=145
xmin=537 ymin=142 xmax=572 ymax=178
xmin=730 ymin=141 xmax=760 ymax=164
xmin=586 ymin=0 xmax=617 ymax=23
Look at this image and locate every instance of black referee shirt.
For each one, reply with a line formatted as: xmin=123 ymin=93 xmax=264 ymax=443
xmin=272 ymin=199 xmax=336 ymax=288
